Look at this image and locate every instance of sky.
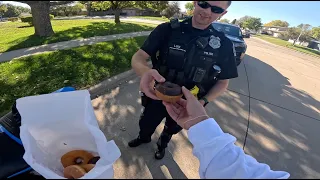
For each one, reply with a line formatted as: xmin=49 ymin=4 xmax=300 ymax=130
xmin=3 ymin=1 xmax=320 ymax=27
xmin=176 ymin=1 xmax=320 ymax=27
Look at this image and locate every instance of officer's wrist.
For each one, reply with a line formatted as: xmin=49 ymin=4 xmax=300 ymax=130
xmin=199 ymin=97 xmax=209 ymax=106
xmin=199 ymin=99 xmax=205 ymax=106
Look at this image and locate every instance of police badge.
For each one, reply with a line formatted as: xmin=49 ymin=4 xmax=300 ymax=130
xmin=209 ymin=35 xmax=221 ymax=49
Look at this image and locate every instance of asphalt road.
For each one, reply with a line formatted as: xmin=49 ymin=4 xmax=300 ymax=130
xmin=91 ymin=36 xmax=320 ymax=178
xmin=241 ymin=37 xmax=320 ymax=179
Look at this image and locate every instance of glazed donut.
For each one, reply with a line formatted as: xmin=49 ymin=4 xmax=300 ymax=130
xmin=61 ymin=150 xmax=94 ymax=168
xmin=63 ymin=165 xmax=86 ymax=179
xmin=155 ymin=82 xmax=183 ymax=103
xmin=80 ymin=164 xmax=95 ymax=172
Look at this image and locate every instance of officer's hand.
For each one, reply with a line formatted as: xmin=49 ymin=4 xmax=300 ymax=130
xmin=163 ymin=86 xmax=209 ymax=130
xmin=140 ymin=69 xmax=165 ymax=100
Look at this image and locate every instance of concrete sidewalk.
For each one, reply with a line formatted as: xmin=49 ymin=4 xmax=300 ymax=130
xmin=0 ymin=17 xmax=165 ymax=63
xmin=0 ymin=31 xmax=151 ymax=63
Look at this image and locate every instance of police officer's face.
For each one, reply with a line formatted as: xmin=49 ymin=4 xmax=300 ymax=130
xmin=193 ymin=1 xmax=229 ymax=26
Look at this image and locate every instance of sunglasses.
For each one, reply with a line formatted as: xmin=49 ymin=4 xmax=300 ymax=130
xmin=197 ymin=1 xmax=225 ymax=14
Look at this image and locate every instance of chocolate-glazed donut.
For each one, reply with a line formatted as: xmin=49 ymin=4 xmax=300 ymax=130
xmin=155 ymin=82 xmax=183 ymax=103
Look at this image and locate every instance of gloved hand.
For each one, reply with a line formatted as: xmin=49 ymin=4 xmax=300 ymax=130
xmin=140 ymin=69 xmax=165 ymax=100
xmin=163 ymin=86 xmax=209 ymax=130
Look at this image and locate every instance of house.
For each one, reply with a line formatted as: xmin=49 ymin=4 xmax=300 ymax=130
xmin=260 ymin=26 xmax=289 ymax=37
xmin=121 ymin=8 xmax=141 ymax=16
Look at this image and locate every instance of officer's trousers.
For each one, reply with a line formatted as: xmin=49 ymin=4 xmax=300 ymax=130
xmin=138 ymin=99 xmax=182 ymax=149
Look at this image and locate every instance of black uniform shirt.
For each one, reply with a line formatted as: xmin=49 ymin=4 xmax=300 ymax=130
xmin=141 ymin=18 xmax=238 ymax=97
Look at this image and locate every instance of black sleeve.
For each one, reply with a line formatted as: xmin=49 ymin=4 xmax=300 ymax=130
xmin=218 ymin=39 xmax=239 ymax=80
xmin=140 ymin=22 xmax=171 ymax=56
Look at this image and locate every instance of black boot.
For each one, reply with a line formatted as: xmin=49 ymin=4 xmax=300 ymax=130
xmin=154 ymin=130 xmax=172 ymax=160
xmin=155 ymin=148 xmax=166 ymax=160
xmin=128 ymin=136 xmax=151 ymax=147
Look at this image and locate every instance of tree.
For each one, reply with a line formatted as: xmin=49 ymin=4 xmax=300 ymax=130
xmin=219 ymin=19 xmax=229 ymax=23
xmin=293 ymin=24 xmax=312 ymax=45
xmin=3 ymin=4 xmax=20 ymax=17
xmin=161 ymin=1 xmax=180 ymax=18
xmin=0 ymin=3 xmax=8 ymax=16
xmin=91 ymin=1 xmax=135 ymax=23
xmin=264 ymin=20 xmax=289 ymax=27
xmin=185 ymin=2 xmax=194 ymax=16
xmin=91 ymin=1 xmax=168 ymax=24
xmin=79 ymin=1 xmax=92 ymax=15
xmin=282 ymin=27 xmax=300 ymax=40
xmin=16 ymin=1 xmax=74 ymax=37
xmin=236 ymin=16 xmax=251 ymax=28
xmin=311 ymin=27 xmax=320 ymax=40
xmin=231 ymin=19 xmax=236 ymax=24
xmin=16 ymin=6 xmax=31 ymax=14
xmin=50 ymin=2 xmax=84 ymax=16
xmin=242 ymin=17 xmax=262 ymax=31
xmin=135 ymin=1 xmax=169 ymax=14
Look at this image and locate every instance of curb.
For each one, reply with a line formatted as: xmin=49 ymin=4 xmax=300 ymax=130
xmin=88 ymin=61 xmax=152 ymax=99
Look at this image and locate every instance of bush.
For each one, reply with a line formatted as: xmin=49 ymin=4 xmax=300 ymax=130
xmin=20 ymin=14 xmax=54 ymax=26
xmin=21 ymin=16 xmax=33 ymax=25
xmin=8 ymin=17 xmax=19 ymax=22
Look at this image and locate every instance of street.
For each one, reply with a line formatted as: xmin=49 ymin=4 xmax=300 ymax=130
xmin=91 ymin=37 xmax=320 ymax=178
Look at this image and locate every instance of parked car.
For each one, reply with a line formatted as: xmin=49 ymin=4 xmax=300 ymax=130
xmin=212 ymin=22 xmax=247 ymax=66
xmin=242 ymin=29 xmax=251 ymax=38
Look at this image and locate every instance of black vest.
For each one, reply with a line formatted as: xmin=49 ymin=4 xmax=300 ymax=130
xmin=152 ymin=18 xmax=224 ymax=97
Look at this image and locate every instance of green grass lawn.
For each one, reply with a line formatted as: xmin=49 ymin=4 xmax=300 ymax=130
xmin=0 ymin=19 xmax=156 ymax=53
xmin=128 ymin=16 xmax=169 ymax=21
xmin=0 ymin=36 xmax=147 ymax=116
xmin=255 ymin=34 xmax=320 ymax=57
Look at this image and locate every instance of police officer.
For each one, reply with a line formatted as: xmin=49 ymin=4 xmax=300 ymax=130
xmin=129 ymin=1 xmax=238 ymax=160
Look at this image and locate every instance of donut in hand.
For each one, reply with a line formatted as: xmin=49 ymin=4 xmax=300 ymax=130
xmin=155 ymin=82 xmax=183 ymax=103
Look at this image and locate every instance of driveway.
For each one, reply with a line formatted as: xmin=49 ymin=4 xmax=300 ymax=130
xmin=91 ymin=37 xmax=320 ymax=178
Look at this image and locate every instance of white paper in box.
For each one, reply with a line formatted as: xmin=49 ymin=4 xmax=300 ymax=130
xmin=16 ymin=90 xmax=121 ymax=179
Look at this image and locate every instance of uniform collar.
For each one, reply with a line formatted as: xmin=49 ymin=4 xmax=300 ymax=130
xmin=184 ymin=17 xmax=215 ymax=34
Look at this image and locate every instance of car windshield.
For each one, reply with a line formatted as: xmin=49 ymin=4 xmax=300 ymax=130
xmin=212 ymin=23 xmax=242 ymax=37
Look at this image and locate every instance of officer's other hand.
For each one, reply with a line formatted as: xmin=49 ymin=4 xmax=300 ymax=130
xmin=163 ymin=86 xmax=209 ymax=130
xmin=140 ymin=69 xmax=165 ymax=100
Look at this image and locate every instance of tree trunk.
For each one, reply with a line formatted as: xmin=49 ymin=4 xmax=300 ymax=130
xmin=30 ymin=2 xmax=54 ymax=37
xmin=87 ymin=3 xmax=92 ymax=16
xmin=114 ymin=9 xmax=120 ymax=24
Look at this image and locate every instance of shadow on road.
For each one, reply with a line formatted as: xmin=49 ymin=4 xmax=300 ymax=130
xmin=91 ymin=78 xmax=188 ymax=178
xmin=243 ymin=55 xmax=320 ymax=178
xmin=244 ymin=54 xmax=319 ymax=121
